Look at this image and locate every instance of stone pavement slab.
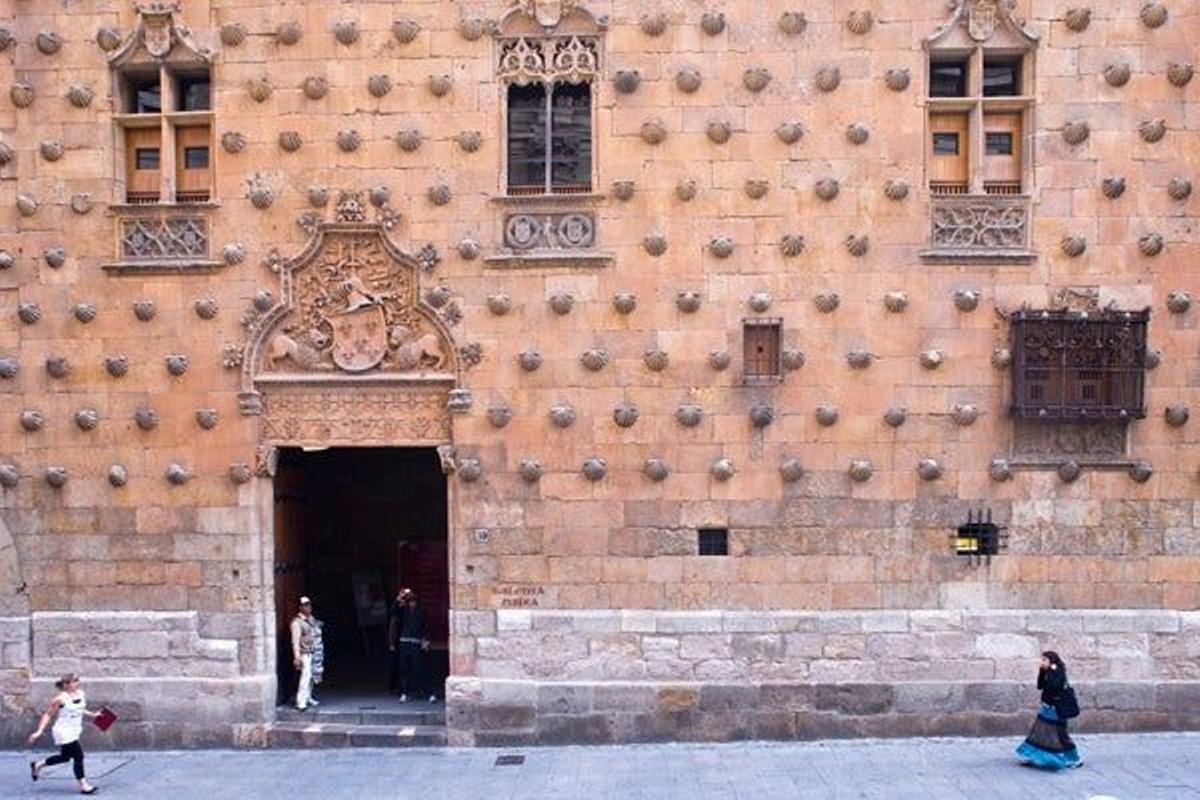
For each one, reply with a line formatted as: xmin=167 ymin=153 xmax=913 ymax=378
xmin=3 ymin=733 xmax=1198 ymax=800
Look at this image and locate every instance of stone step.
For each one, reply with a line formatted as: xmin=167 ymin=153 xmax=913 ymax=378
xmin=277 ymin=707 xmax=445 ymax=726
xmin=265 ymin=721 xmax=447 ymax=748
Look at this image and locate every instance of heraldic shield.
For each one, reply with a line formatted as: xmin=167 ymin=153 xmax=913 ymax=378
xmin=330 ymin=303 xmax=388 ymax=372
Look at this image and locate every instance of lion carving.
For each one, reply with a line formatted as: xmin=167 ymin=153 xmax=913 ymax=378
xmin=389 ymin=325 xmax=446 ymax=370
xmin=267 ymin=331 xmax=326 ymax=369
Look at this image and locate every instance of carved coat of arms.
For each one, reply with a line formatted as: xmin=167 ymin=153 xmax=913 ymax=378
xmin=519 ymin=0 xmax=577 ymax=27
xmin=967 ymin=0 xmax=999 ymax=41
xmin=330 ymin=303 xmax=388 ymax=372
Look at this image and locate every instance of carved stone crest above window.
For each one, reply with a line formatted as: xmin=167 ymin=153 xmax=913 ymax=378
xmin=108 ymin=2 xmax=214 ymax=66
xmin=926 ymin=0 xmax=1038 ymax=48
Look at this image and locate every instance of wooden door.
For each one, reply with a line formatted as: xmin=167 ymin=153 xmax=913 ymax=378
xmin=982 ymin=112 xmax=1021 ymax=192
xmin=928 ymin=113 xmax=968 ymax=193
xmin=125 ymin=127 xmax=161 ymax=202
xmin=175 ymin=125 xmax=211 ymax=201
xmin=274 ymin=464 xmax=308 ymax=691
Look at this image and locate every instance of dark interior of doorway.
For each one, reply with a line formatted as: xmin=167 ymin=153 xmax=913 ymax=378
xmin=274 ymin=447 xmax=449 ymax=705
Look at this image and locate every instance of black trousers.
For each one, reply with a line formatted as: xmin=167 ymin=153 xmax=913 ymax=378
xmin=45 ymin=740 xmax=85 ymax=779
xmin=396 ymin=643 xmax=424 ymax=696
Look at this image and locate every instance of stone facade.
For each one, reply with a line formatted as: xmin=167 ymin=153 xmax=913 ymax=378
xmin=0 ymin=1 xmax=1198 ymax=746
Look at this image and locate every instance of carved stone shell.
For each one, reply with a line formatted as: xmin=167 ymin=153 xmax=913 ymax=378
xmin=1138 ymin=233 xmax=1164 ymax=256
xmin=848 ymin=459 xmax=873 ymax=482
xmin=580 ymin=348 xmax=609 ymax=372
xmin=701 ymin=11 xmax=726 ymax=36
xmin=706 ymin=120 xmax=732 ymax=144
xmin=815 ymin=178 xmax=840 ymax=201
xmin=884 ymin=68 xmax=911 ymax=92
xmin=644 ymin=458 xmax=670 ymax=482
xmin=1140 ymin=2 xmax=1168 ymax=29
xmin=457 ymin=238 xmax=481 ymax=261
xmin=134 ymin=407 xmax=159 ymax=431
xmin=1139 ymin=118 xmax=1166 ymax=143
xmin=780 ymin=234 xmax=805 ymax=257
xmin=0 ymin=464 xmax=17 ymax=489
xmin=640 ymin=12 xmax=668 ymax=37
xmin=549 ymin=293 xmax=574 ymax=315
xmin=675 ymin=67 xmax=702 ymax=93
xmin=1060 ymin=235 xmax=1087 ymax=257
xmin=1167 ymin=62 xmax=1194 ymax=87
xmin=884 ymin=291 xmax=909 ymax=313
xmin=0 ymin=142 xmax=13 ymax=167
xmin=17 ymin=194 xmax=38 ymax=216
xmin=247 ymin=77 xmax=273 ymax=103
xmin=846 ymin=10 xmax=873 ymax=34
xmin=366 ymin=185 xmax=391 ymax=208
xmin=221 ymin=131 xmax=247 ymax=154
xmin=643 ymin=349 xmax=669 ymax=372
xmin=883 ymin=179 xmax=910 ymax=201
xmin=776 ymin=122 xmax=803 ymax=144
xmin=67 ymin=84 xmax=94 ymax=108
xmin=781 ymin=348 xmax=806 ymax=371
xmin=165 ymin=354 xmax=189 ymax=376
xmin=247 ymin=182 xmax=274 ymax=210
xmin=276 ymin=21 xmax=303 ymax=45
xmin=776 ymin=458 xmax=802 ymax=483
xmin=744 ymin=179 xmax=769 ymax=200
xmin=883 ymin=407 xmax=907 ymax=428
xmin=96 ymin=27 xmax=122 ymax=51
xmin=1058 ymin=460 xmax=1082 ymax=483
xmin=708 ymin=350 xmax=731 ymax=371
xmin=676 ymin=404 xmax=703 ymax=427
xmin=846 ymin=349 xmax=874 ymax=369
xmin=1166 ymin=290 xmax=1191 ymax=314
xmin=1103 ymin=63 xmax=1131 ymax=87
xmin=46 ymin=467 xmax=69 ymax=488
xmin=919 ymin=349 xmax=945 ymax=369
xmin=746 ymin=404 xmax=773 ymax=429
xmin=336 ymin=129 xmax=362 ymax=152
xmin=393 ymin=19 xmax=421 ymax=44
xmin=104 ymin=356 xmax=128 ymax=378
xmin=1101 ymin=176 xmax=1126 ymax=199
xmin=815 ymin=404 xmax=839 ymax=427
xmin=194 ymin=298 xmax=218 ymax=320
xmin=21 ymin=410 xmax=45 ymax=432
xmin=302 ymin=76 xmax=328 ymax=100
xmin=676 ymin=179 xmax=697 ymax=201
xmin=456 ymin=130 xmax=482 ymax=153
xmin=107 ymin=464 xmax=128 ymax=488
xmin=0 ymin=250 xmax=11 ymax=271
xmin=219 ymin=23 xmax=246 ymax=47
xmin=45 ymin=357 xmax=69 ymax=378
xmin=425 ymin=284 xmax=451 ymax=308
xmin=486 ymin=404 xmax=512 ymax=428
xmin=1167 ymin=177 xmax=1192 ymax=200
xmin=333 ymin=19 xmax=360 ymax=45
xmin=1128 ymin=461 xmax=1154 ymax=483
xmin=953 ymin=403 xmax=979 ymax=426
xmin=612 ymin=180 xmax=635 ymax=201
xmin=676 ymin=291 xmax=702 ymax=313
xmin=40 ymin=140 xmax=65 ymax=162
xmin=1164 ymin=405 xmax=1190 ymax=427
xmin=368 ymin=74 xmax=393 ymax=98
xmin=989 ymin=458 xmax=1013 ymax=482
xmin=133 ymin=299 xmax=156 ymax=321
xmin=918 ymin=458 xmax=943 ymax=481
xmin=278 ymin=131 xmax=302 ymax=152
xmin=991 ymin=347 xmax=1012 ymax=369
xmin=457 ymin=459 xmax=482 ymax=483
xmin=779 ymin=12 xmax=807 ymax=35
xmin=707 ymin=237 xmax=734 ymax=259
xmin=711 ymin=458 xmax=736 ymax=482
xmin=195 ymin=409 xmax=219 ymax=430
xmin=11 ymin=83 xmax=34 ymax=109
xmin=519 ymin=459 xmax=542 ymax=483
xmin=43 ymin=247 xmax=66 ymax=269
xmin=73 ymin=303 xmax=96 ymax=323
xmin=954 ymin=289 xmax=981 ymax=312
xmin=1062 ymin=120 xmax=1090 ymax=145
xmin=643 ymin=232 xmax=668 ymax=257
xmin=459 ymin=18 xmax=491 ymax=41
xmin=518 ymin=350 xmax=542 ymax=371
xmin=748 ymin=292 xmax=772 ymax=313
xmin=845 ymin=123 xmax=870 ymax=145
xmin=70 ymin=194 xmax=93 ymax=215
xmin=253 ymin=290 xmax=275 ymax=312
xmin=614 ymin=70 xmax=641 ymax=94
xmin=582 ymin=457 xmax=608 ymax=482
xmin=229 ymin=463 xmax=253 ymax=484
xmin=1064 ymin=7 xmax=1092 ymax=32
xmin=743 ymin=68 xmax=771 ymax=93
xmin=427 ymin=182 xmax=452 ymax=206
xmin=613 ymin=402 xmax=639 ymax=428
xmin=428 ymin=74 xmax=453 ymax=97
xmin=0 ymin=357 xmax=17 ymax=379
xmin=845 ymin=235 xmax=870 ymax=257
xmin=18 ymin=302 xmax=41 ymax=324
xmin=396 ymin=129 xmax=422 ymax=153
xmin=36 ymin=31 xmax=63 ymax=54
xmin=1146 ymin=349 xmax=1163 ymax=369
xmin=612 ymin=292 xmax=637 ymax=315
xmin=814 ymin=66 xmax=841 ymax=93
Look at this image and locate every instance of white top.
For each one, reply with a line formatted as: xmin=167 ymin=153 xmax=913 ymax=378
xmin=51 ymin=690 xmax=85 ymax=745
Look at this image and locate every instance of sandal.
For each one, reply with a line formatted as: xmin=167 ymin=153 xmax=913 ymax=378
xmin=81 ymin=786 xmax=99 ymax=795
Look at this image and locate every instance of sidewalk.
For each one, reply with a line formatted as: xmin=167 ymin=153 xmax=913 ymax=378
xmin=4 ymin=733 xmax=1198 ymax=799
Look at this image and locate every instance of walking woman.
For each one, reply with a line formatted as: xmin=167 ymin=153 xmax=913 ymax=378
xmin=28 ymin=673 xmax=100 ymax=794
xmin=1016 ymin=651 xmax=1083 ymax=769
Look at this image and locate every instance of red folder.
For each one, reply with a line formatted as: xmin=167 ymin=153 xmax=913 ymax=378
xmin=93 ymin=707 xmax=117 ymax=732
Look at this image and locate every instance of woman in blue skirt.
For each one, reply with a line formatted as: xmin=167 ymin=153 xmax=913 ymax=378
xmin=1016 ymin=651 xmax=1083 ymax=769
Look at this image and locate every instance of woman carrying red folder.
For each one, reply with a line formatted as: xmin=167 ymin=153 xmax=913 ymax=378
xmin=28 ymin=673 xmax=101 ymax=795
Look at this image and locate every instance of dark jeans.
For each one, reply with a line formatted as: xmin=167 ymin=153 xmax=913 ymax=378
xmin=396 ymin=643 xmax=424 ymax=696
xmin=45 ymin=740 xmax=85 ymax=779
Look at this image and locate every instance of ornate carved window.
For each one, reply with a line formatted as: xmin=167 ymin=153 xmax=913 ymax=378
xmin=922 ymin=1 xmax=1036 ymax=263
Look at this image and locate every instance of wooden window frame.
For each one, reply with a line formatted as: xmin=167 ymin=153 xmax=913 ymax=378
xmin=742 ymin=318 xmax=783 ymax=385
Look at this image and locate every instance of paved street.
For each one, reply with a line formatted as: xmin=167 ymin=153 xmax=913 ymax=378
xmin=3 ymin=733 xmax=1198 ymax=799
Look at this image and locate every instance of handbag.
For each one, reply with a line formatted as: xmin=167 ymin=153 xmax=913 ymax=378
xmin=92 ymin=706 xmax=117 ymax=732
xmin=1054 ymin=685 xmax=1080 ymax=719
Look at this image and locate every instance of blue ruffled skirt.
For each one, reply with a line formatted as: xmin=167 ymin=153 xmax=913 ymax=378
xmin=1016 ymin=703 xmax=1082 ymax=769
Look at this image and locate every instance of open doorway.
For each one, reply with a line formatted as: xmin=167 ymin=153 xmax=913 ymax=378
xmin=273 ymin=447 xmax=449 ymax=708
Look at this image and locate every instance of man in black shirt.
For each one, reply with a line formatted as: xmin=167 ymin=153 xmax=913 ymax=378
xmin=388 ymin=589 xmax=431 ymax=702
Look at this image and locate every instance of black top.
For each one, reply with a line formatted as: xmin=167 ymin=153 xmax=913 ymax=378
xmin=1038 ymin=666 xmax=1067 ymax=705
xmin=388 ymin=603 xmax=427 ymax=645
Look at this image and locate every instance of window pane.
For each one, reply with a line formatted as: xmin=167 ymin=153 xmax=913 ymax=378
xmin=983 ymin=59 xmax=1020 ymax=96
xmin=985 ymin=132 xmax=1013 ymax=155
xmin=930 ymin=60 xmax=967 ymax=97
xmin=932 ymin=132 xmax=959 ymax=155
xmin=183 ymin=146 xmax=209 ymax=169
xmin=507 ymin=84 xmax=547 ymax=193
xmin=550 ymin=83 xmax=591 ymax=190
xmin=178 ymin=77 xmax=211 ymax=111
xmin=135 ymin=84 xmax=161 ymax=113
xmin=135 ymin=148 xmax=160 ymax=170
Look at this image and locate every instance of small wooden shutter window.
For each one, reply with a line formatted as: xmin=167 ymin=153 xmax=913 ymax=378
xmin=743 ymin=320 xmax=782 ymax=381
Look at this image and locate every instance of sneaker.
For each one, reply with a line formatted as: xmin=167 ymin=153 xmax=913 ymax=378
xmin=398 ymin=694 xmax=408 ymax=703
xmin=309 ymin=699 xmax=320 ymax=707
xmin=428 ymin=695 xmax=438 ymax=703
xmin=295 ymin=704 xmax=308 ymax=712
xmin=1068 ymin=760 xmax=1084 ymax=769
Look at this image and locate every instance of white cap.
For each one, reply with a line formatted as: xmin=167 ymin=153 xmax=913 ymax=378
xmin=299 ymin=596 xmax=312 ymax=605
